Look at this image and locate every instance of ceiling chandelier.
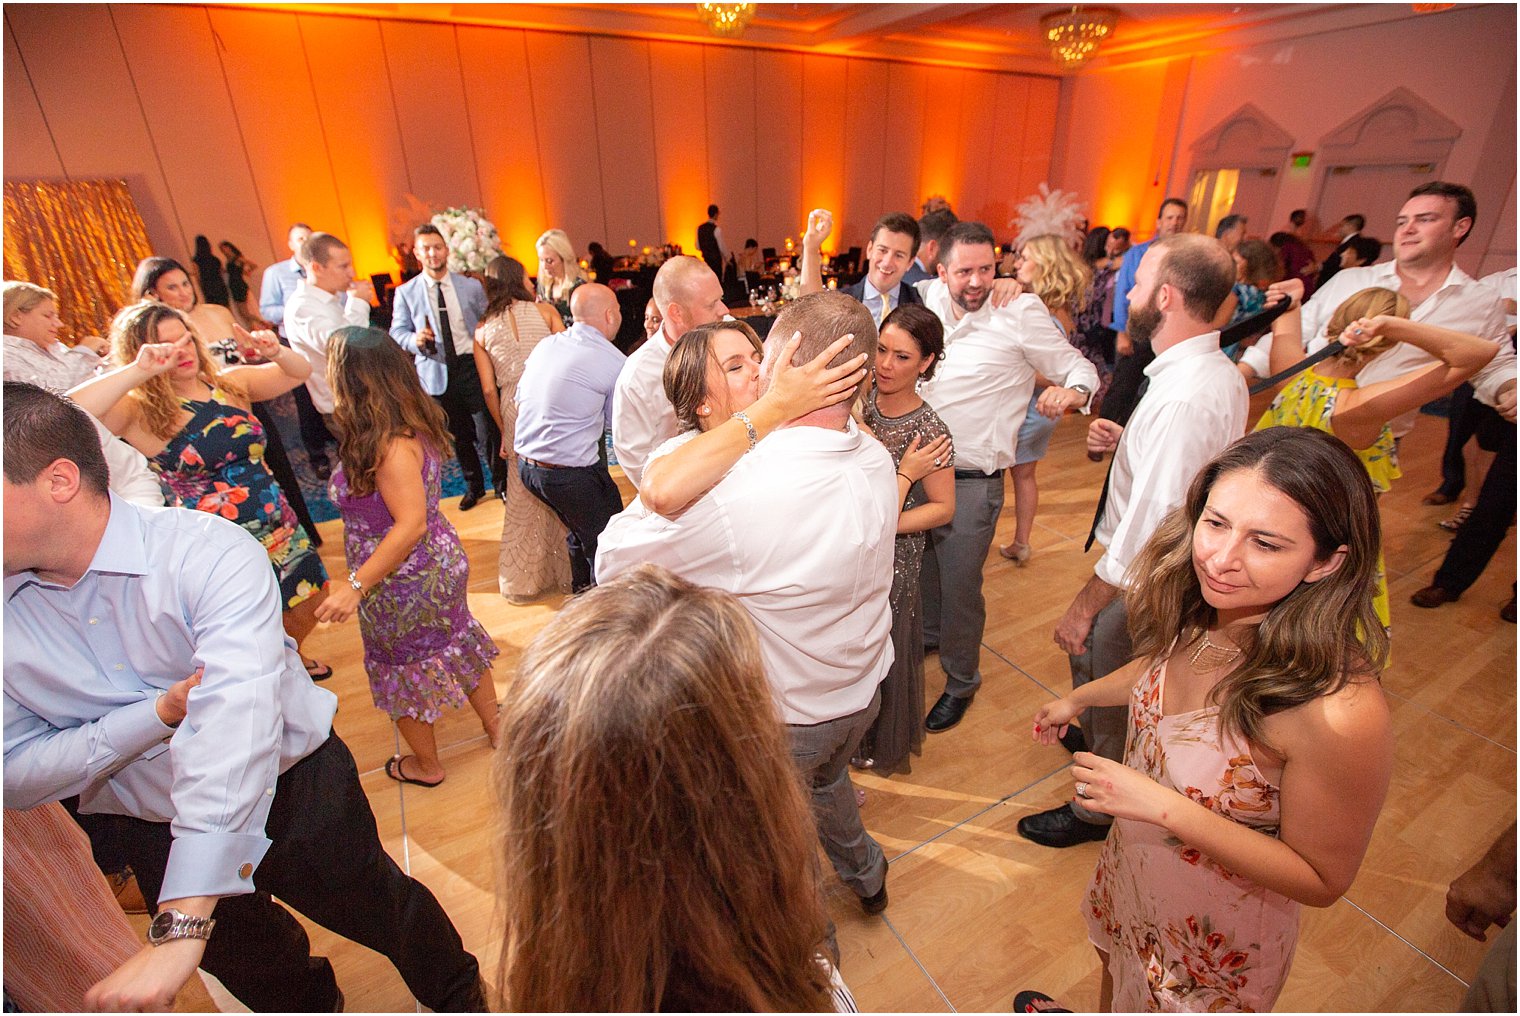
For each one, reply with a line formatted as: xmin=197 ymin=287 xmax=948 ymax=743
xmin=696 ymin=2 xmax=756 ymax=37
xmin=1039 ymin=6 xmax=1119 ymax=71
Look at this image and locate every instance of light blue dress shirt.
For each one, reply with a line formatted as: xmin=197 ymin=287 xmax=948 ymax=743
xmin=1110 ymin=239 xmax=1153 ymax=333
xmin=258 ymin=257 xmax=306 ymax=335
xmin=513 ymin=322 xmax=627 ymax=467
xmin=3 ymin=496 xmax=337 ymax=901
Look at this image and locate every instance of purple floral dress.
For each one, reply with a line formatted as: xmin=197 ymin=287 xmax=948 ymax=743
xmin=331 ymin=444 xmax=498 ymax=722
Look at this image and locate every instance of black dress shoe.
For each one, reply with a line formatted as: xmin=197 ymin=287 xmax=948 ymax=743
xmin=859 ymin=881 xmax=888 ymax=915
xmin=924 ymin=692 xmax=971 ymax=732
xmin=1016 ymin=803 xmax=1110 ymax=848
xmin=1058 ymin=724 xmax=1086 ymax=755
xmin=459 ymin=490 xmax=483 ymax=511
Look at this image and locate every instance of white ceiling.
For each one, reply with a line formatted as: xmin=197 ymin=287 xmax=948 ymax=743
xmin=221 ymin=3 xmax=1484 ymax=75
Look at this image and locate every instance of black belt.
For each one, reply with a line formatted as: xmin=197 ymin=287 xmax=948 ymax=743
xmin=954 ymin=468 xmax=1000 ymax=479
xmin=522 ymin=457 xmax=568 ymax=469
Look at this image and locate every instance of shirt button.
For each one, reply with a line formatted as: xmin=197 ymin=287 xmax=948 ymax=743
xmin=89 ymin=617 xmax=100 ymax=625
xmin=238 ymin=863 xmax=253 ymax=879
xmin=114 ymin=663 xmax=124 ymax=671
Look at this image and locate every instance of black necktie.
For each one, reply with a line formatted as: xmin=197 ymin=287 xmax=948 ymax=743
xmin=436 ymin=283 xmax=457 ymax=360
xmin=1086 ymin=376 xmax=1151 ymax=552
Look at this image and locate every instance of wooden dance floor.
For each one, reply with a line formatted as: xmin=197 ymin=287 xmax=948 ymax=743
xmin=178 ymin=404 xmax=1516 ymax=1012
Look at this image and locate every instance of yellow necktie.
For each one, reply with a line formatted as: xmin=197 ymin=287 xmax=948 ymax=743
xmin=878 ymin=293 xmax=892 ymax=326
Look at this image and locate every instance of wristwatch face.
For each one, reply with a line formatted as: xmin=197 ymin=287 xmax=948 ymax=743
xmin=148 ymin=910 xmax=176 ymax=942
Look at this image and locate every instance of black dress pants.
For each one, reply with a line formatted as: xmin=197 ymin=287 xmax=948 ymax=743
xmin=1434 ymin=421 xmax=1516 ymax=596
xmin=250 ymin=397 xmax=321 ymax=547
xmin=67 ymin=735 xmax=484 ymax=1013
xmin=1098 ymin=340 xmax=1156 ymax=426
xmin=290 ymin=383 xmax=334 ymax=471
xmin=435 ymin=357 xmax=505 ymax=496
xmin=519 ymin=460 xmax=623 ymax=592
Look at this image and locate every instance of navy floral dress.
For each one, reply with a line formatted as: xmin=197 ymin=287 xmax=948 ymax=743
xmin=151 ymin=388 xmax=327 ymax=609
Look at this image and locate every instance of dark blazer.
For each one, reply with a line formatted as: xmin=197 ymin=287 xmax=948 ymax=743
xmin=841 ymin=277 xmax=925 ymax=310
xmin=901 ymin=260 xmax=935 ymax=286
xmin=1317 ymin=233 xmax=1358 ymax=289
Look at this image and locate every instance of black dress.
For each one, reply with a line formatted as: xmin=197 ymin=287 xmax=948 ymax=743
xmin=194 ymin=251 xmax=230 ymax=307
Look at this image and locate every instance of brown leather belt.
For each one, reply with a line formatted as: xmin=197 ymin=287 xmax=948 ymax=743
xmin=522 ymin=457 xmax=568 ymax=469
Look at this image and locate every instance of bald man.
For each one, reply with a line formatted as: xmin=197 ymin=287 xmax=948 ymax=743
xmin=611 ymin=255 xmax=728 ymax=487
xmin=514 ymin=283 xmax=629 ymax=591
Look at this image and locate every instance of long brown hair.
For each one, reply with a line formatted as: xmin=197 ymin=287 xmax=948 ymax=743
xmin=1126 ymin=427 xmax=1386 ymax=747
xmin=493 ymin=565 xmax=834 ymax=1012
xmin=108 ymin=301 xmax=243 ymax=440
xmin=481 ymin=254 xmax=535 ymax=322
xmin=326 ymin=326 xmax=452 ymax=497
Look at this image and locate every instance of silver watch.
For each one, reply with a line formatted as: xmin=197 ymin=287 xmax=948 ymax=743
xmin=1068 ymin=384 xmax=1093 ymax=399
xmin=147 ymin=907 xmax=216 ymax=946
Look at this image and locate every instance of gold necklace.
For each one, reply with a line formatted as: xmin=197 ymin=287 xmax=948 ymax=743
xmin=1188 ymin=628 xmax=1242 ymax=670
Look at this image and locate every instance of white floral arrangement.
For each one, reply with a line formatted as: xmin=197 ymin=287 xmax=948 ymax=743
xmin=1011 ymin=183 xmax=1087 ymax=248
xmin=430 ymin=206 xmax=504 ymax=273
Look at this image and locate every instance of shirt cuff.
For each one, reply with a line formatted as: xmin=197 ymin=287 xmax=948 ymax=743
xmin=102 ymin=697 xmax=178 ymax=766
xmin=1093 ymin=551 xmax=1127 ymax=589
xmin=160 ymin=831 xmax=273 ymax=902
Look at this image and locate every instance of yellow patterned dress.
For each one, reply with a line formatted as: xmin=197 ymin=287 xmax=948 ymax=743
xmin=1086 ymin=658 xmax=1298 ymax=1012
xmin=1254 ymin=368 xmax=1396 ymax=630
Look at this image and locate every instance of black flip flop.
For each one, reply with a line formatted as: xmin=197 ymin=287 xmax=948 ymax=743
xmin=385 ymin=755 xmax=444 ymax=789
xmin=304 ymin=659 xmax=334 ymax=682
xmin=1012 ymin=989 xmax=1072 ymax=1013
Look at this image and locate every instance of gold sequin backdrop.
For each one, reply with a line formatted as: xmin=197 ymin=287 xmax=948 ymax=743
xmin=3 ymin=179 xmax=152 ymax=343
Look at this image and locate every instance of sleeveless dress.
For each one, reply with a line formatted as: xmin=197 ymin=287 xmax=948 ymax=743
xmin=150 ymin=388 xmax=326 ymax=609
xmin=858 ymin=389 xmax=954 ymax=774
xmin=1086 ymin=657 xmax=1299 ymax=1013
xmin=475 ymin=303 xmax=573 ymax=600
xmin=330 ymin=445 xmax=499 ymax=722
xmin=1254 ymin=367 xmax=1397 ymax=631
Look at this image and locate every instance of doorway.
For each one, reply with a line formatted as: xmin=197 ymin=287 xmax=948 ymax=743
xmin=1317 ymin=163 xmax=1437 ymax=258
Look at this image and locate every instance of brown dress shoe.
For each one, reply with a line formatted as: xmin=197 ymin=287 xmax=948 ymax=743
xmin=1422 ymin=490 xmax=1457 ymax=506
xmin=1411 ymin=585 xmax=1457 ymax=608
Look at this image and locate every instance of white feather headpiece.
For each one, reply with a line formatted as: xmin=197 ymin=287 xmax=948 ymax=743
xmin=1011 ymin=183 xmax=1087 ymax=248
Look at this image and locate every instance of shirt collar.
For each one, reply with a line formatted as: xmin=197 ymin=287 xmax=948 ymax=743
xmin=1145 ymin=331 xmax=1223 ymax=377
xmin=5 ymin=493 xmax=147 ymax=601
xmin=863 ymin=278 xmax=889 ymax=303
xmin=2 ymin=333 xmax=65 ymax=360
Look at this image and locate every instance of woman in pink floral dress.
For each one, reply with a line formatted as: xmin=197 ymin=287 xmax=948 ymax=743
xmin=1029 ymin=428 xmax=1394 ymax=1012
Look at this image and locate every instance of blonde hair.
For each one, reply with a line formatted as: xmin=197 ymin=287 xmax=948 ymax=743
xmin=1326 ymin=287 xmax=1410 ymax=369
xmin=535 ymin=229 xmax=585 ymax=302
xmin=493 ymin=565 xmax=834 ymax=1012
xmin=1020 ymin=234 xmax=1092 ymax=317
xmin=108 ymin=301 xmax=244 ymax=440
xmin=3 ymin=281 xmax=57 ymax=331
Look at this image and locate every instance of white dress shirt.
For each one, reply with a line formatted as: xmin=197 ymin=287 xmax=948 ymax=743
xmin=915 ymin=283 xmax=1099 ymax=473
xmin=285 ymin=281 xmax=371 ymax=413
xmin=596 ymin=419 xmax=898 ymax=724
xmin=4 ymin=335 xmax=164 ymax=506
xmin=427 ymin=275 xmax=469 ymax=354
xmin=1240 ymin=261 xmax=1508 ymax=433
xmin=611 ymin=330 xmax=678 ymax=488
xmin=861 ymin=279 xmax=896 ymax=324
xmin=4 ymin=496 xmax=337 ymax=902
xmin=1094 ymin=332 xmax=1248 ymax=589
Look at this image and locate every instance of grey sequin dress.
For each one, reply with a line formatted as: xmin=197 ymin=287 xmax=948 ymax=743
xmin=860 ymin=388 xmax=954 ymax=775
